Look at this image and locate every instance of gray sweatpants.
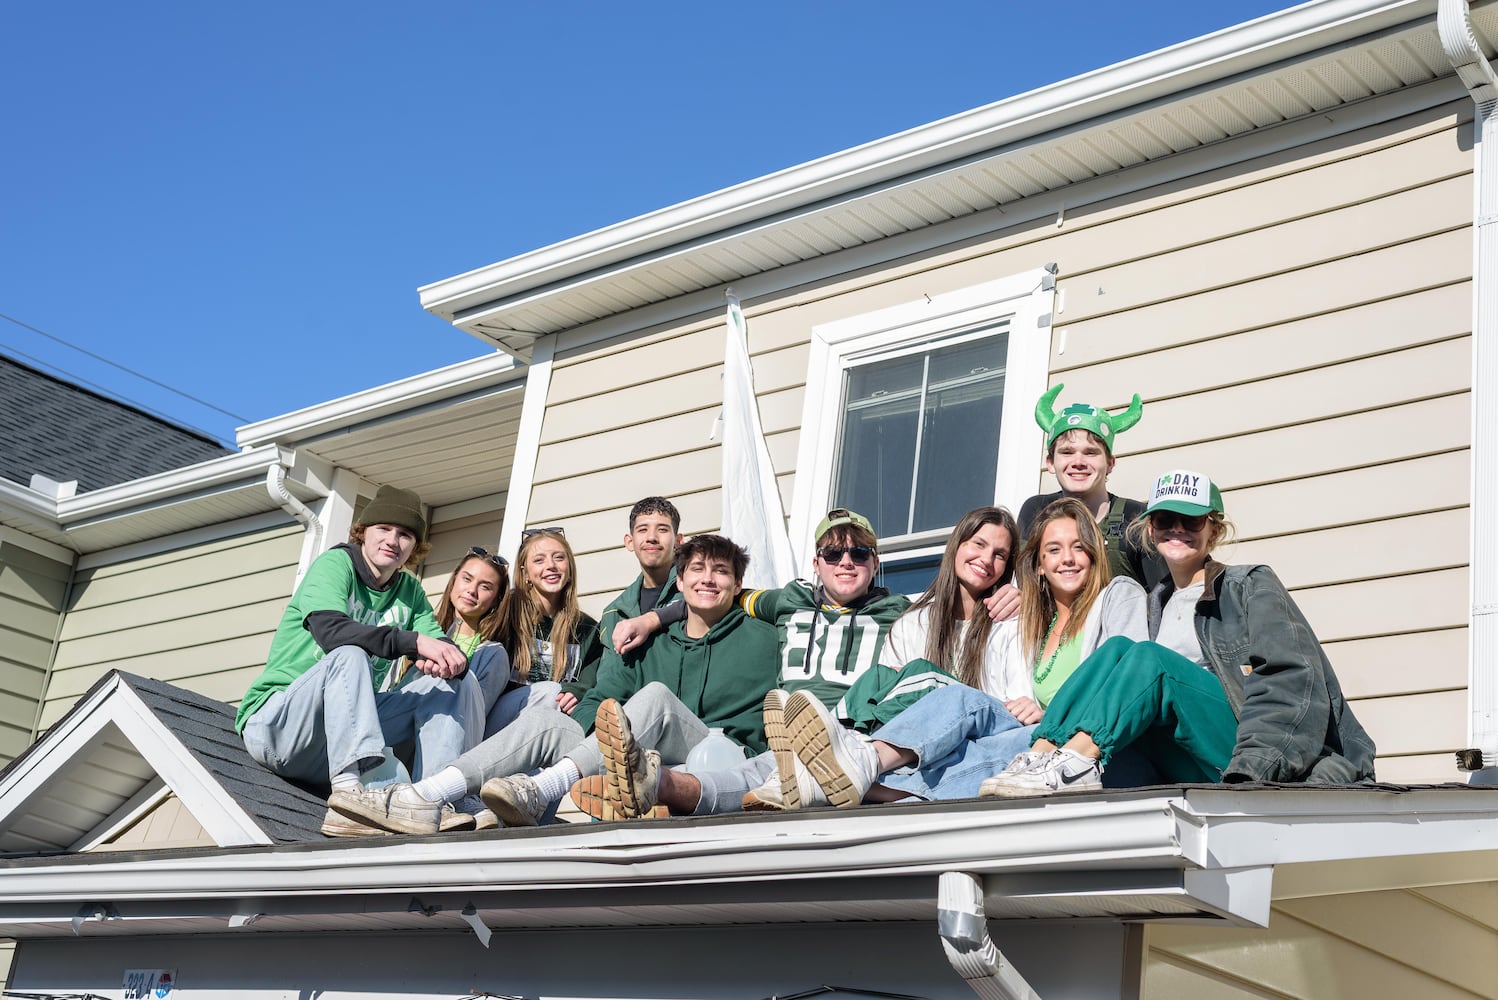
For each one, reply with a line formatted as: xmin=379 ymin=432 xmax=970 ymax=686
xmin=452 ymin=681 xmax=774 ymax=815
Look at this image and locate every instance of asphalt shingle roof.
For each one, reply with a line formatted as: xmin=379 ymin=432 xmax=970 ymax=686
xmin=0 ymin=354 xmax=229 ymax=493
xmin=117 ymin=672 xmax=327 ymax=844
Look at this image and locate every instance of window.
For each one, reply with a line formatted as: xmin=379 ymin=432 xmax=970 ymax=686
xmin=788 ymin=269 xmax=1054 ymax=594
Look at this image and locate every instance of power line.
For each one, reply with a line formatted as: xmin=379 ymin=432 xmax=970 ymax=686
xmin=0 ymin=310 xmax=249 ymax=422
xmin=0 ymin=337 xmax=233 ymax=447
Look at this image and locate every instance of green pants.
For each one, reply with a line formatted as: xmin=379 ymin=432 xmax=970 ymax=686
xmin=1035 ymin=636 xmax=1236 ymax=783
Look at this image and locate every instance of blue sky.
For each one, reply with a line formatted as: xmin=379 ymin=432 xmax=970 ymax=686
xmin=2 ymin=2 xmax=1291 ymax=446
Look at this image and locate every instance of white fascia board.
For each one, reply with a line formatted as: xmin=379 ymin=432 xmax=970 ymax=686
xmin=51 ymin=445 xmax=282 ymax=527
xmin=0 ymin=796 xmax=1196 ymax=903
xmin=107 ymin=687 xmax=271 ymax=848
xmin=419 ymin=0 xmax=1432 ymax=322
xmin=0 ymin=487 xmax=68 ymax=549
xmin=235 ymin=352 xmax=522 ymax=450
xmin=0 ymin=677 xmax=270 ymax=851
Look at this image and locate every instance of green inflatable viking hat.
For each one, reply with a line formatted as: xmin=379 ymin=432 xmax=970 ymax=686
xmin=1034 ymin=383 xmax=1144 ymax=453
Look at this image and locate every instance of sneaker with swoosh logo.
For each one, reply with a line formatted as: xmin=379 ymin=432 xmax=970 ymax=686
xmin=978 ymin=748 xmax=1103 ymax=798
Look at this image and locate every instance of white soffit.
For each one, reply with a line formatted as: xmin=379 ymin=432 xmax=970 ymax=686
xmin=421 ymin=0 xmax=1490 ymax=348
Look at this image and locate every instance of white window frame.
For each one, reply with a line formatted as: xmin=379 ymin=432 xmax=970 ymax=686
xmin=787 ymin=268 xmax=1055 ymax=577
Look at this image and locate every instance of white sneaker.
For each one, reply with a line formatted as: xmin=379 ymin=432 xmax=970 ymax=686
xmin=742 ymin=755 xmax=828 ymax=811
xmin=479 ymin=774 xmax=547 ymax=827
xmin=979 ymin=749 xmax=1103 ymax=798
xmin=785 ymin=691 xmax=878 ymax=808
xmin=328 ymin=783 xmax=441 ymax=835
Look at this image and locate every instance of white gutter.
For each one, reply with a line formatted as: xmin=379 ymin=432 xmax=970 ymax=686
xmin=2 ymin=787 xmax=1494 ymax=908
xmin=266 ymin=447 xmax=323 ymax=586
xmin=49 ymin=446 xmax=282 ymax=527
xmin=1438 ymin=0 xmax=1498 ymax=774
xmin=236 ymin=351 xmax=522 ymax=449
xmin=420 ymin=0 xmax=1434 ymax=323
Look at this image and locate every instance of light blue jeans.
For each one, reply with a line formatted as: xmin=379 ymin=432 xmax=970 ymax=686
xmin=870 ymin=684 xmax=1036 ymax=801
xmin=241 ymin=645 xmax=471 ymax=786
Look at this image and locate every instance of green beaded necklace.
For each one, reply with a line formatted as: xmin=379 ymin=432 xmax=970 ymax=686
xmin=1032 ymin=613 xmax=1063 ymax=685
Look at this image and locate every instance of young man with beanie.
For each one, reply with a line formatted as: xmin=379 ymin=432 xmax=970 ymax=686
xmin=237 ymin=484 xmax=473 ymax=837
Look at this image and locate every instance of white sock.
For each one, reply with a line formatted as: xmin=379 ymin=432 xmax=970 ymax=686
xmin=533 ymin=759 xmax=581 ymax=803
xmin=331 ymin=770 xmax=362 ymax=792
xmin=412 ymin=766 xmax=468 ymax=804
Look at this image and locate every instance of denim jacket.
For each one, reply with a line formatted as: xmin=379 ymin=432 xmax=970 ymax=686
xmin=1148 ymin=561 xmax=1376 ymax=784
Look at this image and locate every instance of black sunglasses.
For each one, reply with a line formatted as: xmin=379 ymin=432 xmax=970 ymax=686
xmin=1149 ymin=511 xmax=1209 ymax=532
xmin=469 ymin=546 xmax=510 ymax=570
xmin=818 ymin=545 xmax=875 ymax=565
xmin=522 ymin=526 xmax=565 ymax=538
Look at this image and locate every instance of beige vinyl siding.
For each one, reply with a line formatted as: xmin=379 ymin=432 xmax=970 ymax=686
xmin=529 ymin=92 xmax=1471 ymax=779
xmin=0 ymin=540 xmax=72 ymax=767
xmin=91 ymin=794 xmax=213 ymax=853
xmin=41 ymin=521 xmax=303 ymax=728
xmin=1143 ymin=884 xmax=1498 ymax=998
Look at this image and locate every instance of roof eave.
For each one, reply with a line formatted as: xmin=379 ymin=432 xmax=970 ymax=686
xmin=234 ymin=351 xmax=523 ymax=450
xmin=418 ymin=0 xmax=1435 ymax=327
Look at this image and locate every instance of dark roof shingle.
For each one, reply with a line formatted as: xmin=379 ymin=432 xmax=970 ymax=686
xmin=0 ymin=354 xmax=230 ymax=492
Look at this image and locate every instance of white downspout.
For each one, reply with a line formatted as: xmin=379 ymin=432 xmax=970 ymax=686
xmin=938 ymin=871 xmax=1041 ymax=1000
xmin=1438 ymin=0 xmax=1498 ymax=778
xmin=266 ymin=446 xmax=324 ymax=588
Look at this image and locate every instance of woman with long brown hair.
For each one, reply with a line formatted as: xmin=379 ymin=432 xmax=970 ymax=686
xmin=784 ymin=497 xmax=1148 ymax=807
xmin=495 ymin=528 xmax=602 ymax=716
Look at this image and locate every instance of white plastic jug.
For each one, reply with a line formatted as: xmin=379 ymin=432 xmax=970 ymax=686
xmin=685 ymin=728 xmax=746 ymax=773
xmin=362 ymin=746 xmax=411 ymax=789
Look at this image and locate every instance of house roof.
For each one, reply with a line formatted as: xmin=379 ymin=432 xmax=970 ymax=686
xmin=0 ymin=353 xmax=229 ymax=493
xmin=0 ymin=352 xmax=526 ymax=554
xmin=0 ymin=670 xmax=324 ymax=856
xmin=419 ymin=0 xmax=1481 ymax=354
xmin=0 ymin=671 xmax=1496 ymax=945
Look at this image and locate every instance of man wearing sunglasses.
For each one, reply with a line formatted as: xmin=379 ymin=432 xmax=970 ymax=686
xmin=598 ymin=507 xmax=909 ymax=817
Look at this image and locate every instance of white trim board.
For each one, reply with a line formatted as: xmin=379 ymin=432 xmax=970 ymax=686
xmin=787 ymin=269 xmax=1055 ymax=572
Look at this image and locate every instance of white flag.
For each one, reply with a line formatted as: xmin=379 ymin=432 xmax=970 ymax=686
xmin=720 ymin=292 xmax=796 ymax=589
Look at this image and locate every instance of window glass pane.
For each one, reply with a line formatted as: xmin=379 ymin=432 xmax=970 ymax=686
xmin=833 ymin=363 xmax=920 ymax=538
xmin=879 ymin=552 xmax=943 ymax=598
xmin=832 ymin=327 xmax=1008 ymax=542
xmin=913 ymin=335 xmax=1006 ymax=532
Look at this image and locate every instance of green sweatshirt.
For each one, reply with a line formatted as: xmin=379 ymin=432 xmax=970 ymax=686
xmin=572 ymin=606 xmax=779 ymax=755
xmin=739 ymin=580 xmax=910 ymax=712
xmin=596 ymin=568 xmax=680 ymax=676
xmin=235 ymin=544 xmax=447 ymax=731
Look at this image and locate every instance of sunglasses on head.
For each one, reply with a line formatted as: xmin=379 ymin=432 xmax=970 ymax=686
xmin=522 ymin=526 xmax=565 ymax=538
xmin=818 ymin=545 xmax=875 ymax=565
xmin=1149 ymin=511 xmax=1210 ymax=532
xmin=468 ymin=546 xmax=509 ymax=570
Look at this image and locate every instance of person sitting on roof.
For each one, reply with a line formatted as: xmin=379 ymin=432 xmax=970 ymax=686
xmin=986 ymin=385 xmax=1166 ymax=623
xmin=979 ymin=469 xmax=1377 ymax=797
xmin=589 ymin=507 xmax=910 ymax=818
xmin=236 ymin=485 xmax=476 ymax=838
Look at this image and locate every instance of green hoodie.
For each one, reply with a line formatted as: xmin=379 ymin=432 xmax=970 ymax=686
xmin=572 ymin=606 xmax=779 ymax=755
xmin=596 ymin=567 xmax=680 ymax=676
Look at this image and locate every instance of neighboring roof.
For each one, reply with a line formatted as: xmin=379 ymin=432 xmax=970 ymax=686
xmin=0 ymin=353 xmax=525 ymax=553
xmin=0 ymin=670 xmax=323 ymax=855
xmin=0 ymin=353 xmax=229 ymax=492
xmin=419 ymin=0 xmax=1476 ymax=353
xmin=117 ymin=673 xmax=326 ymax=844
